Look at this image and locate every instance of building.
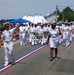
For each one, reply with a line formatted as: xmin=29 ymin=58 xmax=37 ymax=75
xmin=45 ymin=13 xmax=59 ymax=23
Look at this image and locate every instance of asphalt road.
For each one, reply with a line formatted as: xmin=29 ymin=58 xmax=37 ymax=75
xmin=0 ymin=40 xmax=74 ymax=75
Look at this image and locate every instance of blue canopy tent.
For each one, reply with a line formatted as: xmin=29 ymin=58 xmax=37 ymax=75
xmin=10 ymin=18 xmax=31 ymax=23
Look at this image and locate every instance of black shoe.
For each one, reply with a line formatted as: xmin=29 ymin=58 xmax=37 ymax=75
xmin=50 ymin=58 xmax=53 ymax=61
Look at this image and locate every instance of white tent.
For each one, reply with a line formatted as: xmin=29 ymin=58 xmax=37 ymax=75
xmin=23 ymin=15 xmax=48 ymax=24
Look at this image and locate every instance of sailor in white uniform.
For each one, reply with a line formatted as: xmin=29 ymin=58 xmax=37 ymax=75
xmin=69 ymin=23 xmax=73 ymax=42
xmin=29 ymin=24 xmax=36 ymax=45
xmin=37 ymin=25 xmax=44 ymax=45
xmin=1 ymin=23 xmax=20 ymax=66
xmin=71 ymin=23 xmax=74 ymax=38
xmin=19 ymin=23 xmax=26 ymax=45
xmin=43 ymin=24 xmax=49 ymax=44
xmin=62 ymin=23 xmax=70 ymax=46
xmin=23 ymin=24 xmax=29 ymax=45
xmin=59 ymin=23 xmax=64 ymax=43
xmin=33 ymin=24 xmax=39 ymax=45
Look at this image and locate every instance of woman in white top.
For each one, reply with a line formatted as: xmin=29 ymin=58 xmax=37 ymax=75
xmin=47 ymin=23 xmax=61 ymax=61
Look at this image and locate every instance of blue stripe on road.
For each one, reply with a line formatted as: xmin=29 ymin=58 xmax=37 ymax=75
xmin=0 ymin=44 xmax=47 ymax=73
xmin=16 ymin=46 xmax=41 ymax=61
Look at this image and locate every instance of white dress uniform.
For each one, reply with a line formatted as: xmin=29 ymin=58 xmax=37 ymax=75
xmin=59 ymin=25 xmax=64 ymax=43
xmin=62 ymin=26 xmax=70 ymax=46
xmin=48 ymin=28 xmax=59 ymax=48
xmin=19 ymin=26 xmax=26 ymax=45
xmin=69 ymin=25 xmax=73 ymax=42
xmin=38 ymin=27 xmax=44 ymax=45
xmin=72 ymin=24 xmax=74 ymax=37
xmin=23 ymin=26 xmax=29 ymax=45
xmin=2 ymin=28 xmax=16 ymax=66
xmin=43 ymin=26 xmax=49 ymax=44
xmin=56 ymin=25 xmax=62 ymax=44
xmin=43 ymin=26 xmax=48 ymax=32
xmin=29 ymin=26 xmax=35 ymax=45
xmin=37 ymin=25 xmax=41 ymax=30
xmin=33 ymin=26 xmax=39 ymax=45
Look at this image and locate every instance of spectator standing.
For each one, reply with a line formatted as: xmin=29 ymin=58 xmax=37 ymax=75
xmin=47 ymin=23 xmax=61 ymax=61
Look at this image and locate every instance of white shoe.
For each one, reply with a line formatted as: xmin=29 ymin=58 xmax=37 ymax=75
xmin=35 ymin=42 xmax=37 ymax=45
xmin=23 ymin=44 xmax=25 ymax=46
xmin=31 ymin=42 xmax=34 ymax=45
xmin=4 ymin=62 xmax=8 ymax=66
xmin=20 ymin=43 xmax=23 ymax=46
xmin=66 ymin=45 xmax=68 ymax=47
xmin=55 ymin=57 xmax=58 ymax=59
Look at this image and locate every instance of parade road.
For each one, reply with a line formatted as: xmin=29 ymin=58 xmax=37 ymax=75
xmin=0 ymin=40 xmax=74 ymax=75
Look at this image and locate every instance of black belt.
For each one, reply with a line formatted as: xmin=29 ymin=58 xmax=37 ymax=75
xmin=5 ymin=42 xmax=10 ymax=43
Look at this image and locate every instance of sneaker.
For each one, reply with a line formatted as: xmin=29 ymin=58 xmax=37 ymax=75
xmin=4 ymin=62 xmax=8 ymax=66
xmin=55 ymin=57 xmax=58 ymax=59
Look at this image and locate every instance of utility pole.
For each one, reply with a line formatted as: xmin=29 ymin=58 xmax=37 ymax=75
xmin=56 ymin=5 xmax=58 ymax=23
xmin=62 ymin=12 xmax=64 ymax=22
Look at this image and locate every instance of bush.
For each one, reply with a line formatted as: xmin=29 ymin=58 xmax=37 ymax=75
xmin=0 ymin=23 xmax=5 ymax=31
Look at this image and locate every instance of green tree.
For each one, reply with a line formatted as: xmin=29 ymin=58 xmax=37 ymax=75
xmin=58 ymin=7 xmax=74 ymax=22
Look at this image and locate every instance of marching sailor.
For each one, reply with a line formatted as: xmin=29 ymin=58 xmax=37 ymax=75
xmin=19 ymin=23 xmax=26 ymax=46
xmin=1 ymin=23 xmax=20 ymax=66
xmin=29 ymin=24 xmax=36 ymax=45
xmin=38 ymin=25 xmax=44 ymax=45
xmin=62 ymin=23 xmax=70 ymax=46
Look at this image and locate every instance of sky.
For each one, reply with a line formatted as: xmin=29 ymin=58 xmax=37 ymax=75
xmin=0 ymin=0 xmax=74 ymax=19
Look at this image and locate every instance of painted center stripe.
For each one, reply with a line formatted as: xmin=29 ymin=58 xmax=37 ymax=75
xmin=0 ymin=44 xmax=47 ymax=73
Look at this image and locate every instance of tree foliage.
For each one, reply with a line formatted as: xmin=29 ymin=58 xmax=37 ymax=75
xmin=0 ymin=19 xmax=14 ymax=23
xmin=58 ymin=7 xmax=74 ymax=22
xmin=0 ymin=19 xmax=15 ymax=31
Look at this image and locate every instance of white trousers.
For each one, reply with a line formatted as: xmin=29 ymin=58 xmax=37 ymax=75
xmin=41 ymin=37 xmax=47 ymax=45
xmin=4 ymin=42 xmax=15 ymax=63
xmin=29 ymin=33 xmax=33 ymax=43
xmin=69 ymin=33 xmax=72 ymax=42
xmin=63 ymin=32 xmax=70 ymax=46
xmin=19 ymin=33 xmax=25 ymax=45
